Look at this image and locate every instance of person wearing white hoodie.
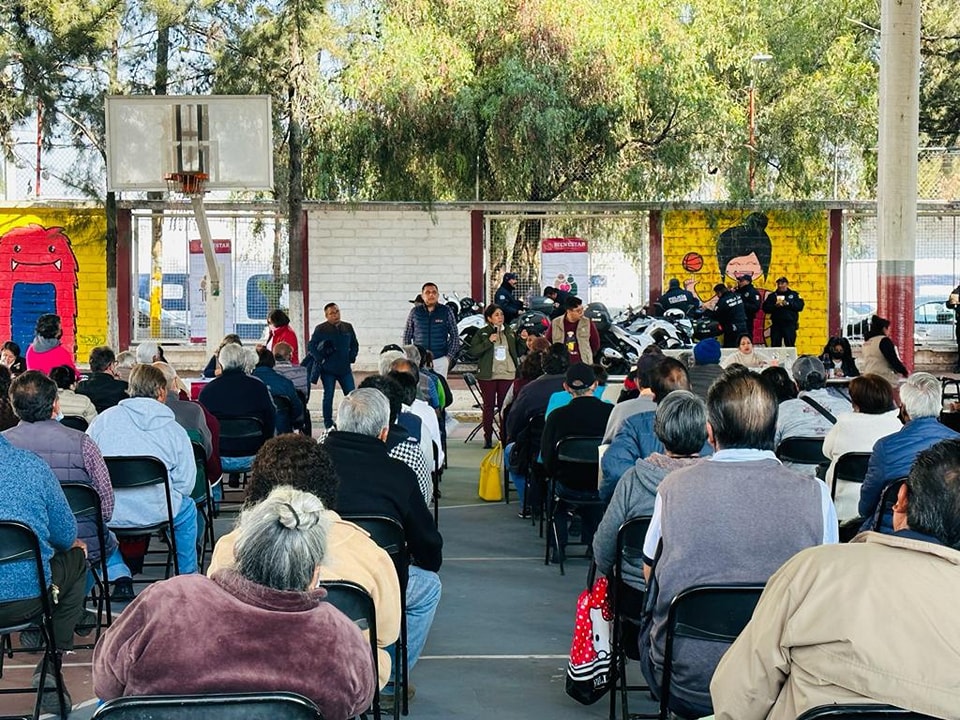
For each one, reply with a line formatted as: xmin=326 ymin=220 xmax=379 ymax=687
xmin=87 ymin=363 xmax=198 ymax=574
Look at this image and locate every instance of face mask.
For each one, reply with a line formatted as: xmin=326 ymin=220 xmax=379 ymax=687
xmin=830 ymin=350 xmax=844 ymax=359
xmin=55 ymin=412 xmax=64 ymax=422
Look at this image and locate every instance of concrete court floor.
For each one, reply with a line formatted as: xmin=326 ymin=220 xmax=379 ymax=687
xmin=0 ymin=422 xmax=658 ymax=720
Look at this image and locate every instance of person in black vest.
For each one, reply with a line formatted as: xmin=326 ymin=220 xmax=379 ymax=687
xmin=710 ymin=284 xmax=748 ymax=348
xmin=762 ymin=276 xmax=805 ymax=347
xmin=655 ymin=278 xmax=699 ymax=317
xmin=736 ymin=274 xmax=762 ymax=342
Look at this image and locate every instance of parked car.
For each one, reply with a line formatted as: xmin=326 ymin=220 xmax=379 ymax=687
xmin=915 ymin=299 xmax=956 ymax=345
xmin=136 ymin=298 xmax=189 ymax=339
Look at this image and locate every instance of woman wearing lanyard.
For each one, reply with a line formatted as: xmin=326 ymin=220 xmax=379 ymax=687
xmin=470 ymin=304 xmax=520 ymax=448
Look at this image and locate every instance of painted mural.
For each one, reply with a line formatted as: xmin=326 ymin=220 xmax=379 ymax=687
xmin=0 ymin=210 xmax=107 ymax=362
xmin=662 ymin=209 xmax=829 ymax=355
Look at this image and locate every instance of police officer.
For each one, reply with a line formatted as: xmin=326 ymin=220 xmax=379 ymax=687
xmin=655 ymin=278 xmax=699 ymax=316
xmin=494 ymin=272 xmax=525 ymax=323
xmin=762 ymin=276 xmax=805 ymax=347
xmin=736 ymin=273 xmax=762 ymax=341
xmin=711 ymin=283 xmax=748 ymax=348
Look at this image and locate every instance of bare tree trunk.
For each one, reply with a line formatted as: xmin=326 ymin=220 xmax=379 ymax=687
xmin=147 ymin=23 xmax=171 ymax=339
xmin=287 ymin=29 xmax=306 ymax=342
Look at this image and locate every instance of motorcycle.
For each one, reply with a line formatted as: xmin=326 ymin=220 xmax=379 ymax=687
xmin=443 ymin=292 xmax=482 ymax=321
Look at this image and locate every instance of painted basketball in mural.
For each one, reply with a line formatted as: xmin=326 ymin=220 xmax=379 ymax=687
xmin=0 ymin=224 xmax=80 ymax=354
xmin=681 ymin=252 xmax=704 ymax=273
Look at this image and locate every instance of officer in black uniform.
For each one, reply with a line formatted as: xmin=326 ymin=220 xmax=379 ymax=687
xmin=736 ymin=273 xmax=762 ymax=341
xmin=655 ymin=278 xmax=699 ymax=316
xmin=494 ymin=272 xmax=525 ymax=322
xmin=711 ymin=283 xmax=748 ymax=348
xmin=543 ymin=286 xmax=570 ymax=319
xmin=762 ymin=276 xmax=805 ymax=347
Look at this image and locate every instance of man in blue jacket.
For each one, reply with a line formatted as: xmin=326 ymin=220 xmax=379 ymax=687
xmin=402 ymin=283 xmax=459 ymax=378
xmin=308 ymin=303 xmax=360 ymax=429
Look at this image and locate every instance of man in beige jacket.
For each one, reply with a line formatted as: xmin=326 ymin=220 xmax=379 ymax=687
xmin=208 ymin=434 xmax=400 ymax=689
xmin=711 ymin=438 xmax=960 ymax=719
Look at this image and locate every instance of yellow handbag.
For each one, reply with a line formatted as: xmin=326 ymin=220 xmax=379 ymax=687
xmin=478 ymin=442 xmax=504 ymax=502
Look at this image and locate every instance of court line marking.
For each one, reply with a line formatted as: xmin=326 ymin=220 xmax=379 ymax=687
xmin=438 ymin=503 xmax=502 ymax=510
xmin=446 ymin=556 xmax=545 ymax=561
xmin=419 ymin=654 xmax=567 ymax=660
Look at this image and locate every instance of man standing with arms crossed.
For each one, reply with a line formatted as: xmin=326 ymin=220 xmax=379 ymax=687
xmin=403 ymin=283 xmax=460 ymax=377
xmin=308 ymin=303 xmax=360 ymax=430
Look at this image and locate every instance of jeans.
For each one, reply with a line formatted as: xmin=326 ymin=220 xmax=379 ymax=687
xmin=221 ymin=455 xmax=256 ymax=473
xmin=105 ymin=546 xmax=131 ymax=581
xmin=383 ymin=565 xmax=441 ymax=694
xmin=505 ymin=443 xmax=526 ymax=506
xmin=172 ymin=499 xmax=199 ymax=574
xmin=320 ymin=371 xmax=356 ymax=428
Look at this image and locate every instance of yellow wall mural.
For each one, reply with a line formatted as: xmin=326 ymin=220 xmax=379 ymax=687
xmin=662 ymin=209 xmax=829 ymax=355
xmin=0 ymin=209 xmax=107 ymax=362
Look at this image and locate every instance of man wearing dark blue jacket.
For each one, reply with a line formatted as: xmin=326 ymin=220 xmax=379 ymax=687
xmin=402 ymin=283 xmax=460 ymax=378
xmin=308 ymin=303 xmax=359 ymax=429
xmin=494 ymin=272 xmax=525 ymax=322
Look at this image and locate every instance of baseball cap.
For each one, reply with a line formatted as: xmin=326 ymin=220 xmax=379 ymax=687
xmin=668 ymin=278 xmax=680 ymax=289
xmin=776 ymin=276 xmax=789 ymax=283
xmin=693 ymin=337 xmax=722 ymax=365
xmin=737 ymin=274 xmax=752 ymax=282
xmin=504 ymin=272 xmax=518 ymax=282
xmin=565 ymin=363 xmax=596 ymax=390
xmin=792 ymin=355 xmax=826 ymax=385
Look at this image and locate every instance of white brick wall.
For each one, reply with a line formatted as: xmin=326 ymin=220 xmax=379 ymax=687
xmin=306 ymin=206 xmax=474 ymax=371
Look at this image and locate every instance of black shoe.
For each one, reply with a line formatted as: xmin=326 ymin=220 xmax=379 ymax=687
xmin=550 ymin=546 xmax=566 ymax=564
xmin=228 ymin=473 xmax=240 ymax=488
xmin=112 ymin=578 xmax=136 ymax=602
xmin=482 ymin=439 xmax=493 ymax=449
xmin=74 ymin=608 xmax=98 ymax=637
xmin=19 ymin=629 xmax=42 ymax=650
xmin=517 ymin=509 xmax=531 ymax=519
xmin=32 ymin=660 xmax=72 ymax=715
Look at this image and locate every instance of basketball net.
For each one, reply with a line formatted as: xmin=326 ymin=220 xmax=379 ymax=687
xmin=164 ymin=171 xmax=209 ymax=198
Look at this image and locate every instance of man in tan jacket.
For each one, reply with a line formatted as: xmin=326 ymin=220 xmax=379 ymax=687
xmin=711 ymin=438 xmax=960 ymax=719
xmin=209 ymin=434 xmax=400 ymax=689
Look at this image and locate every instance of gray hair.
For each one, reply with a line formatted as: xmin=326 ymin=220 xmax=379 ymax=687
xmin=403 ymin=344 xmax=421 ymax=366
xmin=116 ymin=350 xmax=137 ymax=369
xmin=152 ymin=361 xmax=178 ymax=391
xmin=136 ymin=341 xmax=160 ymax=364
xmin=900 ymin=372 xmax=942 ymax=419
xmin=218 ymin=342 xmax=247 ymax=372
xmin=654 ymin=390 xmax=707 ymax=456
xmin=234 ymin=486 xmax=330 ymax=591
xmin=336 ymin=387 xmax=390 ymax=437
xmin=379 ymin=350 xmax=404 ymax=376
xmin=242 ymin=347 xmax=259 ymax=374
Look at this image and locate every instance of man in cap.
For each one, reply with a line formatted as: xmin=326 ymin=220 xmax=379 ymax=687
xmin=494 ymin=272 xmax=525 ymax=323
xmin=762 ymin=276 xmax=805 ymax=347
xmin=688 ymin=337 xmax=724 ymax=400
xmin=735 ymin=274 xmax=762 ymax=342
xmin=655 ymin=278 xmax=699 ymax=317
xmin=710 ymin=284 xmax=748 ymax=348
xmin=540 ymin=363 xmax=613 ymax=559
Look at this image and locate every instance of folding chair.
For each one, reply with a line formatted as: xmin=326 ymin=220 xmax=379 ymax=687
xmin=544 ymin=435 xmax=604 ymax=576
xmin=832 ymin=451 xmax=871 ymax=499
xmin=272 ymin=394 xmax=296 ymax=435
xmin=340 ymin=515 xmax=408 ymax=719
xmin=190 ymin=442 xmax=216 ymax=573
xmin=319 ymin=580 xmax=383 ymax=720
xmin=0 ymin=521 xmax=70 ymax=720
xmin=797 ymin=705 xmax=938 ymax=719
xmin=105 ymin=456 xmax=181 ymax=585
xmin=461 ymin=373 xmax=488 ymax=443
xmin=217 ymin=416 xmax=266 ymax=508
xmin=609 ymin=516 xmax=656 ymax=720
xmin=92 ymin=692 xmax=324 ymax=719
xmin=61 ymin=483 xmax=112 ymax=646
xmin=658 ymin=584 xmax=764 ymax=720
xmin=60 ymin=415 xmax=88 ymax=432
xmin=431 ymin=442 xmax=441 ymax=527
xmin=776 ymin=437 xmax=828 ymax=466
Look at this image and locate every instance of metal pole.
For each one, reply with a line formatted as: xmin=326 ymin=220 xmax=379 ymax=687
xmin=190 ymin=195 xmax=225 ymax=358
xmin=876 ymin=0 xmax=921 ymax=370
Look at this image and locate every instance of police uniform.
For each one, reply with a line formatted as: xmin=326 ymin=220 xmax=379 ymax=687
xmin=762 ymin=279 xmax=805 ymax=347
xmin=736 ymin=277 xmax=762 ymax=341
xmin=714 ymin=289 xmax=748 ymax=348
xmin=656 ymin=285 xmax=699 ymax=316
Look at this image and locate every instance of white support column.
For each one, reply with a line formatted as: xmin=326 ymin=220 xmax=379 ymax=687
xmin=876 ymin=0 xmax=921 ymax=368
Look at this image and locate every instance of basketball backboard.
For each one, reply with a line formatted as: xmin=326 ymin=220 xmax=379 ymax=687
xmin=105 ymin=95 xmax=274 ymax=192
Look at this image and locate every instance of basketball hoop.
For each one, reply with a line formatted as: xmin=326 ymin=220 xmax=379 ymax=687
xmin=164 ymin=171 xmax=208 ymax=197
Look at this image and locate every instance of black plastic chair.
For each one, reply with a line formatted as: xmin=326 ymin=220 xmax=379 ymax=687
xmin=797 ymin=704 xmax=938 ymax=719
xmin=609 ymin=516 xmax=656 ymax=720
xmin=340 ymin=515 xmax=408 ymax=719
xmin=776 ymin=437 xmax=828 ymax=466
xmin=190 ymin=442 xmax=215 ymax=573
xmin=60 ymin=415 xmax=88 ymax=432
xmin=217 ymin=416 xmax=267 ymax=507
xmin=544 ymin=435 xmax=604 ymax=575
xmin=0 ymin=521 xmax=70 ymax=720
xmin=104 ymin=456 xmax=181 ymax=583
xmin=659 ymin=584 xmax=765 ymax=720
xmin=61 ymin=483 xmax=112 ymax=645
xmin=431 ymin=442 xmax=441 ymax=527
xmin=462 ymin=373 xmax=492 ymax=443
xmin=319 ymin=580 xmax=383 ymax=720
xmin=831 ymin=452 xmax=872 ymax=499
xmin=91 ymin=692 xmax=324 ymax=719
xmin=273 ymin=394 xmax=296 ymax=435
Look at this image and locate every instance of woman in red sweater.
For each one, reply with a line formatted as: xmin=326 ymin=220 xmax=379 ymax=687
xmin=266 ymin=309 xmax=299 ymax=363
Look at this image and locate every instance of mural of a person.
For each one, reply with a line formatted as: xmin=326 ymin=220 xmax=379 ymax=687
xmin=0 ymin=224 xmax=79 ymax=356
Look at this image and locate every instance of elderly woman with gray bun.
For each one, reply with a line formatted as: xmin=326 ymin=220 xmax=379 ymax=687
xmin=93 ymin=487 xmax=376 ymax=720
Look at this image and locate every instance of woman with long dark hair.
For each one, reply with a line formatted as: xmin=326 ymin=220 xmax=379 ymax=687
xmin=858 ymin=315 xmax=908 ymax=384
xmin=469 ymin=304 xmax=519 ymax=448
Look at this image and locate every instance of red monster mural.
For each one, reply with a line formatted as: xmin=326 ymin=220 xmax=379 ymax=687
xmin=0 ymin=224 xmax=80 ymax=355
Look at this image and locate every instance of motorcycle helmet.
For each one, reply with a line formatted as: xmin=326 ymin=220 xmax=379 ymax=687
xmin=516 ymin=311 xmax=550 ymax=337
xmin=584 ymin=302 xmax=611 ymax=332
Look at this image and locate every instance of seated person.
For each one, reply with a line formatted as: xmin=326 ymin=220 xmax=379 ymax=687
xmin=135 ymin=340 xmax=164 ymax=364
xmin=639 ymin=371 xmax=836 ymax=718
xmin=760 ymin=365 xmax=797 ymax=403
xmin=76 ymin=346 xmax=129 ymax=414
xmin=1 ymin=340 xmax=27 ymax=376
xmin=198 ymin=342 xmax=275 ymax=471
xmin=720 ymin=334 xmax=771 ymax=369
xmin=686 ymin=337 xmax=723 ymax=400
xmin=593 ymin=391 xmax=706 ymax=595
xmin=821 ymin=374 xmax=900 ymax=520
xmin=859 ymin=371 xmax=959 ymax=531
xmin=93 ymin=486 xmax=376 ymax=720
xmin=603 ymin=352 xmax=664 ymax=442
xmin=154 ymin=362 xmax=221 ymax=488
xmin=0 ymin=366 xmax=19 ymax=431
xmin=0 ymin=433 xmax=87 ymax=713
xmin=25 ymin=314 xmax=78 ymax=378
xmin=774 ymin=355 xmax=853 ymax=467
xmin=201 ymin=333 xmax=242 ymax=378
xmin=389 ymin=358 xmax=444 ymax=471
xmin=252 ymin=347 xmax=304 ymax=434
xmin=87 ymin=364 xmax=199 ymax=575
xmin=712 ymin=439 xmax=960 ymax=719
xmin=50 ymin=364 xmax=98 ymax=426
xmin=273 ymin=341 xmax=309 ymax=397
xmin=209 ymin=434 xmax=400 ymax=688
xmin=819 ymin=335 xmax=859 ymax=378
xmin=544 ymin=363 xmax=608 ymax=416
